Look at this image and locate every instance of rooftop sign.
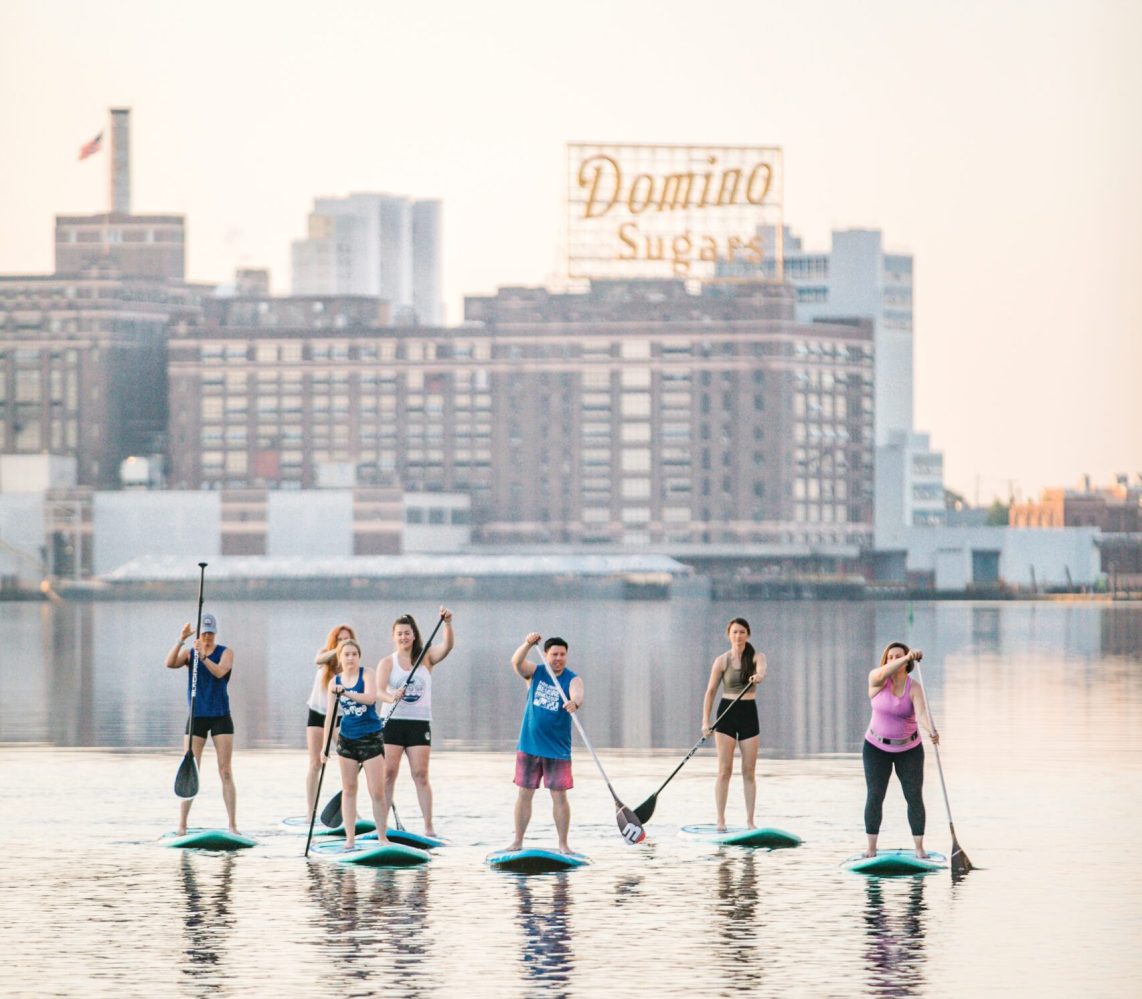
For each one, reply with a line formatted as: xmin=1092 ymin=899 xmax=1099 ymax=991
xmin=566 ymin=143 xmax=783 ymax=281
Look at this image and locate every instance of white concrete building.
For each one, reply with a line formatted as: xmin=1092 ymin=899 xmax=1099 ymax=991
xmin=291 ymin=192 xmax=443 ymax=325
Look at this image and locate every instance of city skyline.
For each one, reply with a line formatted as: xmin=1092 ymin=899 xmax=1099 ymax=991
xmin=1 ymin=0 xmax=1138 ymax=503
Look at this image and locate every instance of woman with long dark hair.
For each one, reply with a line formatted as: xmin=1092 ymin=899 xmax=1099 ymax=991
xmin=862 ymin=642 xmax=939 ymax=858
xmin=376 ymin=608 xmax=454 ymax=837
xmin=701 ymin=617 xmax=767 ymax=831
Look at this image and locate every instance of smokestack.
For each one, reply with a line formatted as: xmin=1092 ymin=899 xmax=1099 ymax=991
xmin=110 ymin=108 xmax=131 ymax=214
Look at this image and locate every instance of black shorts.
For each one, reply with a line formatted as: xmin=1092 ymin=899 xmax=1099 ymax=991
xmin=713 ymin=698 xmax=759 ymax=741
xmin=306 ymin=709 xmax=341 ymax=729
xmin=383 ymin=719 xmax=431 ymax=747
xmin=337 ymin=731 xmax=385 ymax=763
xmin=187 ymin=714 xmax=235 ymax=738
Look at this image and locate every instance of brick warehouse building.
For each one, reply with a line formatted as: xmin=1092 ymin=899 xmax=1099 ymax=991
xmin=166 ymin=278 xmax=874 ymax=550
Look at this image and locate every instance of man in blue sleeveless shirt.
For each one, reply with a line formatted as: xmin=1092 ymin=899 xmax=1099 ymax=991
xmin=507 ymin=633 xmax=585 ymax=855
xmin=164 ymin=612 xmax=239 ymax=835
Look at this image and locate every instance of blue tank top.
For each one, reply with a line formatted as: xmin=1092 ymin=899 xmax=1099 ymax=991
xmin=517 ymin=666 xmax=576 ymax=760
xmin=187 ymin=646 xmax=230 ymax=716
xmin=338 ymin=667 xmax=381 ymax=740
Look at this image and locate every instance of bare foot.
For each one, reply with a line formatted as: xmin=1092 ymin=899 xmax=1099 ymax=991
xmin=558 ymin=843 xmax=574 ymax=855
xmin=915 ymin=850 xmax=929 ymax=859
xmin=176 ymin=828 xmax=188 ymax=837
xmin=229 ymin=827 xmax=242 ymax=836
xmin=503 ymin=841 xmax=523 ymax=852
xmin=863 ymin=850 xmax=878 ymax=858
xmin=715 ymin=825 xmax=727 ymax=833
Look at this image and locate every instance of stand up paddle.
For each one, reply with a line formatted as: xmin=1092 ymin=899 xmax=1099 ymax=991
xmin=915 ymin=661 xmax=973 ymax=879
xmin=536 ymin=654 xmax=646 ymax=845
xmin=319 ymin=612 xmax=447 ymax=828
xmin=305 ymin=696 xmax=340 ymax=857
xmin=634 ymin=679 xmax=756 ymax=823
xmin=173 ymin=562 xmax=207 ymax=799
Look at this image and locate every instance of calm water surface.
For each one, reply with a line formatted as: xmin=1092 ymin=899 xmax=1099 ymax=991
xmin=1 ymin=598 xmax=1140 ymax=997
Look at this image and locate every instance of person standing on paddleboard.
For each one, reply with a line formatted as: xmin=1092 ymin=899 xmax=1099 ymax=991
xmin=701 ymin=617 xmax=767 ymax=831
xmin=322 ymin=638 xmax=399 ymax=850
xmin=506 ymin=633 xmax=584 ymax=855
xmin=377 ymin=608 xmax=454 ymax=839
xmin=307 ymin=623 xmax=355 ymax=813
xmin=165 ymin=612 xmax=239 ymax=836
xmin=862 ymin=642 xmax=940 ymax=859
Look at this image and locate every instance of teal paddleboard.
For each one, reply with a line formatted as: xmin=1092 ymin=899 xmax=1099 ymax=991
xmin=843 ymin=849 xmax=947 ymax=876
xmin=312 ymin=840 xmax=431 ymax=867
xmin=486 ymin=848 xmax=590 ymax=874
xmin=164 ymin=829 xmax=256 ymax=851
xmin=679 ymin=824 xmax=802 ymax=849
xmin=360 ymin=828 xmax=448 ymax=850
xmin=281 ymin=816 xmax=376 ymax=836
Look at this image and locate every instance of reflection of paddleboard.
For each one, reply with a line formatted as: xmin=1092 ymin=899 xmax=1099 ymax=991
xmin=679 ymin=824 xmax=802 ymax=849
xmin=280 ymin=816 xmax=376 ymax=836
xmin=843 ymin=849 xmax=947 ymax=876
xmin=486 ymin=848 xmax=590 ymax=874
xmin=360 ymin=828 xmax=448 ymax=850
xmin=312 ymin=841 xmax=431 ymax=867
xmin=164 ymin=829 xmax=256 ymax=851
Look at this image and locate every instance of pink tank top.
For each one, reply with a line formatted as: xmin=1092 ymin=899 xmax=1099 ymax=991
xmin=865 ymin=675 xmax=919 ymax=753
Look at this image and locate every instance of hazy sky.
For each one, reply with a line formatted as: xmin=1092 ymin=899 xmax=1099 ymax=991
xmin=1 ymin=0 xmax=1138 ymax=502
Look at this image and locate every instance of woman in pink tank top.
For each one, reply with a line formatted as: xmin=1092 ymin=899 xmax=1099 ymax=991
xmin=862 ymin=642 xmax=939 ymax=859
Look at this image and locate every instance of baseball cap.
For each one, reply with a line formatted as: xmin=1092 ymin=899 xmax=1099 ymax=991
xmin=200 ymin=612 xmax=218 ymax=633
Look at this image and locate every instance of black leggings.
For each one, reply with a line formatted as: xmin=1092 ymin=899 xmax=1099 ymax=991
xmin=863 ymin=740 xmax=926 ymax=836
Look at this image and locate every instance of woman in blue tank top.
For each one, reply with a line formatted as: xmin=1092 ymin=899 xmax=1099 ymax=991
xmin=321 ymin=639 xmax=399 ymax=850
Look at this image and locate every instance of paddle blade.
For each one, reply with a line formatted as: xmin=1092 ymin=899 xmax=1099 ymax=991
xmin=320 ymin=791 xmax=344 ymax=828
xmin=950 ymin=840 xmax=974 ymax=879
xmin=617 ymin=805 xmax=647 ymax=845
xmin=633 ymin=794 xmax=657 ymax=824
xmin=174 ymin=752 xmax=199 ymax=799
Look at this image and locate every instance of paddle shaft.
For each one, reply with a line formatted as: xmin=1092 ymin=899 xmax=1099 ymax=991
xmin=536 ymin=658 xmax=624 ymax=806
xmin=915 ymin=661 xmax=971 ymax=873
xmin=305 ymin=695 xmax=340 ymax=857
xmin=174 ymin=562 xmax=207 ymax=798
xmin=319 ymin=612 xmax=446 ymax=827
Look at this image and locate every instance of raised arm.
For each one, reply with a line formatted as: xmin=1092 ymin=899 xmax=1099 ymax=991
xmin=315 ymin=647 xmax=338 ymax=667
xmin=511 ymin=633 xmax=541 ymax=681
xmin=868 ymin=649 xmax=922 ymax=697
xmin=164 ymin=623 xmax=194 ymax=669
xmin=425 ymin=607 xmax=455 ymax=668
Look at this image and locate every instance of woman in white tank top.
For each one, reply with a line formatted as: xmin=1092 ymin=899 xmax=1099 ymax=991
xmin=376 ymin=607 xmax=454 ymax=837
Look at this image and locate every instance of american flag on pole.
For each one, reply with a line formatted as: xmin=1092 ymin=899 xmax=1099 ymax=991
xmin=78 ymin=131 xmax=103 ymax=161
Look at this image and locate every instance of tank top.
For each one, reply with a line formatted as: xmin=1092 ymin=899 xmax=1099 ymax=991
xmin=865 ymin=675 xmax=919 ymax=753
xmin=187 ymin=645 xmax=230 ymax=716
xmin=719 ymin=650 xmax=752 ymax=697
xmin=380 ymin=656 xmax=432 ymax=722
xmin=306 ymin=666 xmax=330 ymax=714
xmin=337 ymin=667 xmax=382 ymax=740
xmin=517 ymin=666 xmax=576 ymax=760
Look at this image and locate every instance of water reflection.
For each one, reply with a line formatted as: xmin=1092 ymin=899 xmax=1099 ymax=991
xmin=712 ymin=853 xmax=765 ymax=987
xmin=178 ymin=853 xmax=236 ymax=990
xmin=3 ymin=600 xmax=1140 ymax=753
xmin=860 ymin=877 xmax=929 ymax=997
xmin=514 ymin=874 xmax=574 ymax=996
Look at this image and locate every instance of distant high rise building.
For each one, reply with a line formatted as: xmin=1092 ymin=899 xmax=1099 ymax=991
xmin=290 ymin=192 xmax=443 ymax=325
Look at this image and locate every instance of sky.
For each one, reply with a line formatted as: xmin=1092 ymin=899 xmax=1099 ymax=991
xmin=1 ymin=0 xmax=1138 ymax=504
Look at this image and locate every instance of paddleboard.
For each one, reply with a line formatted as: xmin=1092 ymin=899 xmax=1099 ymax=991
xmin=679 ymin=824 xmax=802 ymax=849
xmin=164 ymin=829 xmax=256 ymax=851
xmin=311 ymin=841 xmax=431 ymax=868
xmin=843 ymin=849 xmax=947 ymax=876
xmin=360 ymin=828 xmax=448 ymax=850
xmin=280 ymin=816 xmax=376 ymax=836
xmin=486 ymin=848 xmax=590 ymax=874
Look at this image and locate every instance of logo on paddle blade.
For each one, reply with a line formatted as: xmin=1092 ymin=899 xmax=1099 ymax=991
xmin=620 ymin=819 xmax=646 ymax=845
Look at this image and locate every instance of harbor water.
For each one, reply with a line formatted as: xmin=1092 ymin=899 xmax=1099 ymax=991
xmin=1 ymin=598 xmax=1140 ymax=997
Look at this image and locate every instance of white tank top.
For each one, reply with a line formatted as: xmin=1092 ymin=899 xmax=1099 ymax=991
xmin=381 ymin=656 xmax=433 ymax=722
xmin=306 ymin=668 xmax=329 ymax=714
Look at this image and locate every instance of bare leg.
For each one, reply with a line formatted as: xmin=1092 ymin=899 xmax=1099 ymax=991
xmin=306 ymin=725 xmax=325 ymax=814
xmin=177 ymin=735 xmax=206 ymax=835
xmin=510 ymin=787 xmax=535 ymax=850
xmin=714 ymin=732 xmax=735 ymax=830
xmin=913 ymin=834 xmax=927 ymax=859
xmin=405 ymin=745 xmax=435 ymax=836
xmin=213 ymin=734 xmax=238 ymax=834
xmin=739 ymin=736 xmax=759 ymax=828
xmin=866 ymin=834 xmax=879 ymax=858
xmin=551 ymin=790 xmax=571 ymax=854
xmin=362 ymin=753 xmax=390 ymax=846
xmin=383 ymin=744 xmax=405 ymax=822
xmin=339 ymin=756 xmax=360 ymax=849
